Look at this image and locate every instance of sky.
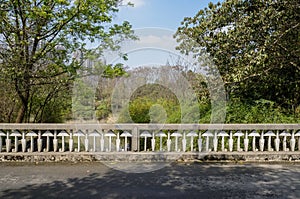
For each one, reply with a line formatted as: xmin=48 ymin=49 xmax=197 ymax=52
xmin=118 ymin=0 xmax=220 ymax=30
xmin=105 ymin=0 xmax=222 ymax=68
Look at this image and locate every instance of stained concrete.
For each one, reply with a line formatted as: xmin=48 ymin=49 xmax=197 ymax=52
xmin=1 ymin=152 xmax=300 ymax=162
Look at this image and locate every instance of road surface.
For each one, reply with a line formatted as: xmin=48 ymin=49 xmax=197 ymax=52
xmin=0 ymin=162 xmax=299 ymax=198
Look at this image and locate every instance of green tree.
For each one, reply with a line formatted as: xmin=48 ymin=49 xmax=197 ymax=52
xmin=0 ymin=0 xmax=134 ymax=122
xmin=175 ymin=0 xmax=300 ymax=112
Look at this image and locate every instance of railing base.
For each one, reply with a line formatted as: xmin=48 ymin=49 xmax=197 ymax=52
xmin=1 ymin=152 xmax=300 ymax=162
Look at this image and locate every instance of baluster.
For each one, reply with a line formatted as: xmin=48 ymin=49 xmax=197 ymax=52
xmin=252 ymin=136 xmax=256 ymax=152
xmin=85 ymin=130 xmax=89 ymax=152
xmin=157 ymin=131 xmax=166 ymax=152
xmin=259 ymin=131 xmax=265 ymax=152
xmin=182 ymin=132 xmax=186 ymax=152
xmin=69 ymin=130 xmax=73 ymax=152
xmin=121 ymin=131 xmax=132 ymax=152
xmin=202 ymin=131 xmax=213 ymax=152
xmin=244 ymin=131 xmax=249 ymax=152
xmin=141 ymin=131 xmax=151 ymax=152
xmin=21 ymin=131 xmax=26 ymax=153
xmin=167 ymin=131 xmax=171 ymax=152
xmin=57 ymin=130 xmax=67 ymax=152
xmin=198 ymin=132 xmax=202 ymax=152
xmin=37 ymin=130 xmax=42 ymax=152
xmin=43 ymin=130 xmax=53 ymax=152
xmin=283 ymin=136 xmax=287 ymax=151
xmin=88 ymin=130 xmax=99 ymax=152
xmin=74 ymin=130 xmax=84 ymax=152
xmin=6 ymin=132 xmax=11 ymax=152
xmin=116 ymin=132 xmax=120 ymax=152
xmin=213 ymin=131 xmax=218 ymax=152
xmin=187 ymin=131 xmax=198 ymax=152
xmin=27 ymin=131 xmax=37 ymax=152
xmin=218 ymin=131 xmax=229 ymax=152
xmin=11 ymin=130 xmax=21 ymax=152
xmin=105 ymin=130 xmax=116 ymax=152
xmin=229 ymin=131 xmax=233 ymax=152
xmin=151 ymin=132 xmax=155 ymax=151
xmin=290 ymin=130 xmax=296 ymax=152
xmin=53 ymin=130 xmax=58 ymax=152
xmin=265 ymin=131 xmax=275 ymax=151
xmin=280 ymin=130 xmax=291 ymax=152
xmin=100 ymin=130 xmax=104 ymax=152
xmin=234 ymin=131 xmax=244 ymax=152
xmin=275 ymin=130 xmax=280 ymax=151
xmin=171 ymin=131 xmax=181 ymax=152
xmin=249 ymin=130 xmax=259 ymax=152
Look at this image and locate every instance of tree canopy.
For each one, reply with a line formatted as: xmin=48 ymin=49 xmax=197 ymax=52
xmin=175 ymin=0 xmax=300 ymax=114
xmin=0 ymin=0 xmax=134 ymax=122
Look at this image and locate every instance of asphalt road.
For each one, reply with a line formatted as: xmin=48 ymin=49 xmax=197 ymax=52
xmin=0 ymin=162 xmax=300 ymax=199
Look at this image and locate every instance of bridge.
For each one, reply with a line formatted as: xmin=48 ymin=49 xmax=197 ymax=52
xmin=0 ymin=123 xmax=300 ymax=162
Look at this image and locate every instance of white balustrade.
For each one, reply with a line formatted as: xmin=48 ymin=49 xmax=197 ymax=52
xmin=0 ymin=123 xmax=299 ymax=153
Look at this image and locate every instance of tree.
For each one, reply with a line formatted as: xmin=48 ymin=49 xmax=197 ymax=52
xmin=175 ymin=0 xmax=300 ymax=112
xmin=0 ymin=0 xmax=134 ymax=122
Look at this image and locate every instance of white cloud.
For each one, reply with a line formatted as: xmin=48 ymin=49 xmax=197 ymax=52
xmin=122 ymin=0 xmax=145 ymax=8
xmin=137 ymin=35 xmax=177 ymax=51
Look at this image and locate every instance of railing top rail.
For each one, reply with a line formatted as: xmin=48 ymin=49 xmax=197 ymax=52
xmin=0 ymin=123 xmax=299 ymax=130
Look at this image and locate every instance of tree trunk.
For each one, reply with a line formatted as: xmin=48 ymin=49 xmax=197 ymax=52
xmin=15 ymin=104 xmax=27 ymax=123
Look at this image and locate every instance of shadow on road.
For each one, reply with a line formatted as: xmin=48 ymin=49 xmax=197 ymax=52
xmin=1 ymin=162 xmax=300 ymax=198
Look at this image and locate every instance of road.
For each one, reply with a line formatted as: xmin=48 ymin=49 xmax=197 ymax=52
xmin=0 ymin=162 xmax=300 ymax=198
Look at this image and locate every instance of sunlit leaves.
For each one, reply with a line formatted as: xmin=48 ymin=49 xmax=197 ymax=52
xmin=175 ymin=0 xmax=300 ymax=111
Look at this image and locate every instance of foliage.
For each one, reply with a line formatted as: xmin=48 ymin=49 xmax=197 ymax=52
xmin=175 ymin=0 xmax=300 ymax=113
xmin=0 ymin=0 xmax=135 ymax=122
xmin=117 ymin=83 xmax=182 ymax=123
xmin=225 ymin=99 xmax=299 ymax=123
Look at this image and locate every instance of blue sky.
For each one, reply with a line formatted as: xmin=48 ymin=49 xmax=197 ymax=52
xmin=106 ymin=0 xmax=222 ymax=68
xmin=118 ymin=0 xmax=221 ymax=29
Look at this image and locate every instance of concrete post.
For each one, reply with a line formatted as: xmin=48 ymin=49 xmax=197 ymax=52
xmin=100 ymin=132 xmax=104 ymax=152
xmin=69 ymin=130 xmax=73 ymax=152
xmin=131 ymin=127 xmax=139 ymax=152
xmin=167 ymin=132 xmax=171 ymax=152
xmin=275 ymin=131 xmax=280 ymax=151
xmin=6 ymin=132 xmax=11 ymax=152
xmin=85 ymin=130 xmax=89 ymax=152
xmin=237 ymin=136 xmax=241 ymax=151
xmin=205 ymin=136 xmax=210 ymax=152
xmin=198 ymin=133 xmax=202 ymax=152
xmin=182 ymin=132 xmax=186 ymax=152
xmin=151 ymin=132 xmax=155 ymax=151
xmin=21 ymin=132 xmax=26 ymax=153
xmin=53 ymin=131 xmax=58 ymax=152
xmin=252 ymin=136 xmax=256 ymax=152
xmin=213 ymin=132 xmax=218 ymax=152
xmin=116 ymin=132 xmax=120 ymax=152
xmin=221 ymin=136 xmax=225 ymax=152
xmin=259 ymin=132 xmax=265 ymax=152
xmin=37 ymin=131 xmax=42 ymax=152
xmin=290 ymin=131 xmax=295 ymax=152
xmin=30 ymin=136 xmax=34 ymax=152
xmin=229 ymin=131 xmax=233 ymax=152
xmin=283 ymin=136 xmax=287 ymax=151
xmin=244 ymin=131 xmax=249 ymax=152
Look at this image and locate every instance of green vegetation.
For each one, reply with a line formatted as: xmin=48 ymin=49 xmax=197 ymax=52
xmin=175 ymin=0 xmax=300 ymax=123
xmin=0 ymin=0 xmax=299 ymax=123
xmin=0 ymin=0 xmax=134 ymax=123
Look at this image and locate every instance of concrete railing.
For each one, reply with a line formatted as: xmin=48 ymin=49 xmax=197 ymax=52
xmin=0 ymin=123 xmax=300 ymax=153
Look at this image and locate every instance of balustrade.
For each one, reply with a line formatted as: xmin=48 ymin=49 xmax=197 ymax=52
xmin=0 ymin=124 xmax=299 ymax=153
